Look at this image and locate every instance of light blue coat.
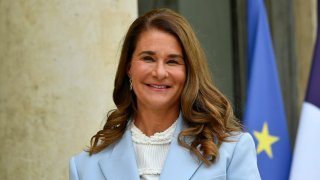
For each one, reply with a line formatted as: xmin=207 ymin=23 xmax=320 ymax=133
xmin=69 ymin=115 xmax=261 ymax=180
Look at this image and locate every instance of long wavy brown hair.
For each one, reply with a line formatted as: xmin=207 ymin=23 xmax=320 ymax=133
xmin=88 ymin=8 xmax=241 ymax=165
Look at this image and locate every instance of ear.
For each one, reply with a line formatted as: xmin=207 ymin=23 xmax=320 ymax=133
xmin=127 ymin=65 xmax=131 ymax=78
xmin=127 ymin=64 xmax=131 ymax=78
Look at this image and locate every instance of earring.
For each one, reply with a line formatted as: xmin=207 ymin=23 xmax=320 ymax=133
xmin=129 ymin=78 xmax=132 ymax=90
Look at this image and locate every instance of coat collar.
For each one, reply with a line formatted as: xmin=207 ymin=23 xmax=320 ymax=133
xmin=160 ymin=113 xmax=203 ymax=179
xmin=98 ymin=113 xmax=202 ymax=180
xmin=98 ymin=126 xmax=140 ymax=180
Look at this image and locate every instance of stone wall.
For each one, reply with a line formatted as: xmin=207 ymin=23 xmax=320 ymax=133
xmin=0 ymin=1 xmax=137 ymax=179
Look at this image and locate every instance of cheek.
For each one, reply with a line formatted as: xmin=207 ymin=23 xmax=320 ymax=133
xmin=130 ymin=63 xmax=149 ymax=80
xmin=129 ymin=63 xmax=140 ymax=76
xmin=179 ymin=67 xmax=187 ymax=82
xmin=175 ymin=70 xmax=187 ymax=86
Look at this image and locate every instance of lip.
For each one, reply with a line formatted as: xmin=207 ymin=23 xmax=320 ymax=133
xmin=146 ymin=84 xmax=171 ymax=90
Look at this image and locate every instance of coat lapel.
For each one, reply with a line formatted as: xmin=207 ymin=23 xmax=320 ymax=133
xmin=97 ymin=114 xmax=202 ymax=180
xmin=160 ymin=114 xmax=203 ymax=180
xmin=98 ymin=126 xmax=140 ymax=180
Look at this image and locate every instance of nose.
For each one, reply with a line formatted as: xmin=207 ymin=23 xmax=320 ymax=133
xmin=152 ymin=62 xmax=168 ymax=80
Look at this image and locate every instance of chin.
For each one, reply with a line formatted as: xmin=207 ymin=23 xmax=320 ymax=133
xmin=148 ymin=101 xmax=179 ymax=110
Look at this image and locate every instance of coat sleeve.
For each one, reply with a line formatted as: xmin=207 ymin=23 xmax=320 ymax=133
xmin=69 ymin=156 xmax=80 ymax=180
xmin=227 ymin=133 xmax=261 ymax=180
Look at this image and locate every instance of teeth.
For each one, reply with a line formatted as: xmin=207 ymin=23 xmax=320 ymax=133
xmin=150 ymin=85 xmax=166 ymax=88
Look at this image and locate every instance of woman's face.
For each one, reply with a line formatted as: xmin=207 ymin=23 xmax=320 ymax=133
xmin=128 ymin=29 xmax=186 ymax=111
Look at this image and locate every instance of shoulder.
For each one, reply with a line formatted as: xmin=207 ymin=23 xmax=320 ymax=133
xmin=220 ymin=132 xmax=255 ymax=154
xmin=219 ymin=132 xmax=261 ymax=179
xmin=71 ymin=144 xmax=114 ymax=167
xmin=218 ymin=132 xmax=256 ymax=164
xmin=69 ymin=145 xmax=115 ymax=180
xmin=189 ymin=132 xmax=260 ymax=179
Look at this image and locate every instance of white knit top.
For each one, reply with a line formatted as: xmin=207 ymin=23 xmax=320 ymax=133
xmin=130 ymin=120 xmax=177 ymax=180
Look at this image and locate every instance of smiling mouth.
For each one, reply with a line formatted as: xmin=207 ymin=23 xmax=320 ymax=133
xmin=147 ymin=84 xmax=170 ymax=89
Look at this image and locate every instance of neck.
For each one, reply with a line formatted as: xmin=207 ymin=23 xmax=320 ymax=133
xmin=134 ymin=106 xmax=180 ymax=136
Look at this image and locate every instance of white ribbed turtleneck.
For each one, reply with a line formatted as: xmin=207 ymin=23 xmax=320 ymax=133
xmin=130 ymin=120 xmax=177 ymax=180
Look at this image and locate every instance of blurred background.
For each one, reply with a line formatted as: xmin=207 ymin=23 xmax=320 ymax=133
xmin=0 ymin=0 xmax=316 ymax=179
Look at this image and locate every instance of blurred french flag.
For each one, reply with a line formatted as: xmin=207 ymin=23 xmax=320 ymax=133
xmin=290 ymin=2 xmax=320 ymax=179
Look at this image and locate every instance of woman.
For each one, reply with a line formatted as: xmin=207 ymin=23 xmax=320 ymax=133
xmin=70 ymin=8 xmax=261 ymax=180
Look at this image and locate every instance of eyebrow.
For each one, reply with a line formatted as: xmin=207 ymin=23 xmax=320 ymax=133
xmin=138 ymin=51 xmax=184 ymax=59
xmin=138 ymin=51 xmax=156 ymax=56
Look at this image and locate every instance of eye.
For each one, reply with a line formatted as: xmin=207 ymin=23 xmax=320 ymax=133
xmin=141 ymin=56 xmax=155 ymax=62
xmin=167 ymin=59 xmax=179 ymax=65
xmin=167 ymin=59 xmax=185 ymax=66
